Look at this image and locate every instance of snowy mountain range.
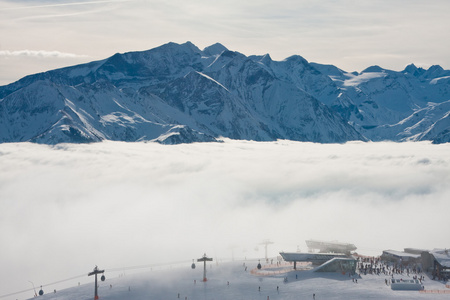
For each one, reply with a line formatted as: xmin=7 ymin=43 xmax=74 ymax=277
xmin=0 ymin=41 xmax=449 ymax=144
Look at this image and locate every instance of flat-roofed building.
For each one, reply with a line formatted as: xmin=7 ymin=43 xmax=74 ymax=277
xmin=381 ymin=250 xmax=421 ymax=264
xmin=314 ymin=257 xmax=357 ymax=273
xmin=422 ymin=249 xmax=450 ymax=279
xmin=279 ymin=251 xmax=349 ymax=270
xmin=306 ymin=240 xmax=357 ymax=255
xmin=404 ymin=248 xmax=428 ymax=255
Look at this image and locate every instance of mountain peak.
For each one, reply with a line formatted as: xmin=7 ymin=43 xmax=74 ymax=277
xmin=203 ymin=43 xmax=228 ymax=56
xmin=260 ymin=53 xmax=272 ymax=63
xmin=403 ymin=63 xmax=425 ymax=77
xmin=284 ymin=54 xmax=308 ymax=65
xmin=404 ymin=63 xmax=418 ymax=71
xmin=361 ymin=65 xmax=385 ymax=73
xmin=154 ymin=42 xmax=202 ymax=56
xmin=181 ymin=41 xmax=202 ymax=53
xmin=423 ymin=65 xmax=445 ymax=79
xmin=248 ymin=53 xmax=273 ymax=66
xmin=428 ymin=65 xmax=444 ymax=72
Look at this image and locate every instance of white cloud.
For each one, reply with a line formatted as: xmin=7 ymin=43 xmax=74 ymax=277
xmin=0 ymin=140 xmax=449 ymax=299
xmin=0 ymin=0 xmax=130 ymax=11
xmin=0 ymin=50 xmax=88 ymax=58
xmin=0 ymin=50 xmax=92 ymax=84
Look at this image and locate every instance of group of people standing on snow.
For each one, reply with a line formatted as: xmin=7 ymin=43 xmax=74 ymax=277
xmin=357 ymin=257 xmax=423 ymax=278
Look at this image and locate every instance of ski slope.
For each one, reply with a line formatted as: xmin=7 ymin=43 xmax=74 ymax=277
xmin=20 ymin=259 xmax=450 ymax=300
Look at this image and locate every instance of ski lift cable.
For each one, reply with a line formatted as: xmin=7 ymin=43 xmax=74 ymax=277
xmin=1 ymin=259 xmax=196 ymax=299
xmin=0 ymin=287 xmax=36 ymax=299
xmin=0 ymin=274 xmax=86 ymax=299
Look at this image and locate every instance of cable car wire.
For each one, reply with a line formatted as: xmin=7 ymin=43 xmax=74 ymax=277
xmin=0 ymin=259 xmax=192 ymax=299
xmin=0 ymin=274 xmax=86 ymax=299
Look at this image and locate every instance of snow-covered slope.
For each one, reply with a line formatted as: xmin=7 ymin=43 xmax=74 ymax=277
xmin=368 ymin=100 xmax=450 ymax=142
xmin=312 ymin=63 xmax=450 ymax=142
xmin=0 ymin=42 xmax=449 ymax=144
xmin=0 ymin=42 xmax=361 ymax=144
xmin=17 ymin=259 xmax=450 ymax=300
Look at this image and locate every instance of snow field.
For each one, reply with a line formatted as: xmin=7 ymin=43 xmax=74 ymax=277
xmin=29 ymin=259 xmax=450 ymax=300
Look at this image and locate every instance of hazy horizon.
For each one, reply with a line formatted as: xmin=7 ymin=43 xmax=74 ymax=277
xmin=1 ymin=0 xmax=450 ymax=85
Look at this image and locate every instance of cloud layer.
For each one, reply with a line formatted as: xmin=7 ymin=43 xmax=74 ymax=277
xmin=0 ymin=50 xmax=88 ymax=58
xmin=0 ymin=140 xmax=449 ymax=298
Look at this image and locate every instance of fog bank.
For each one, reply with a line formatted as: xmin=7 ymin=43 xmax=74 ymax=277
xmin=1 ymin=140 xmax=449 ymax=298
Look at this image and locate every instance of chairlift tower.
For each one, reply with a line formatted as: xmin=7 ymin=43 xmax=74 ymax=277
xmin=197 ymin=253 xmax=213 ymax=282
xmin=260 ymin=239 xmax=274 ymax=261
xmin=88 ymin=265 xmax=105 ymax=300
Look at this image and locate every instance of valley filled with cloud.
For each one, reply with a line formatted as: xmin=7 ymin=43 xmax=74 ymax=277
xmin=1 ymin=140 xmax=449 ymax=295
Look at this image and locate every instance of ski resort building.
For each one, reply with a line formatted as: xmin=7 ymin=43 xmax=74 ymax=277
xmin=279 ymin=252 xmax=348 ymax=266
xmin=305 ymin=239 xmax=357 ymax=255
xmin=279 ymin=252 xmax=356 ymax=274
xmin=421 ymin=249 xmax=450 ymax=279
xmin=314 ymin=257 xmax=357 ymax=273
xmin=380 ymin=250 xmax=421 ymax=264
xmin=404 ymin=248 xmax=429 ymax=255
xmin=280 ymin=240 xmax=358 ymax=272
xmin=380 ymin=248 xmax=450 ymax=280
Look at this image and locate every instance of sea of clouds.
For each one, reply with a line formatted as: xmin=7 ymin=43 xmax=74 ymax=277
xmin=1 ymin=140 xmax=449 ymax=297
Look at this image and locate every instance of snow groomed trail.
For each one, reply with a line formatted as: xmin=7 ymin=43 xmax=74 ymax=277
xmin=21 ymin=259 xmax=450 ymax=300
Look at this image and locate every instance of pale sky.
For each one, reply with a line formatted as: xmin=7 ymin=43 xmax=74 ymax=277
xmin=0 ymin=0 xmax=450 ymax=85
